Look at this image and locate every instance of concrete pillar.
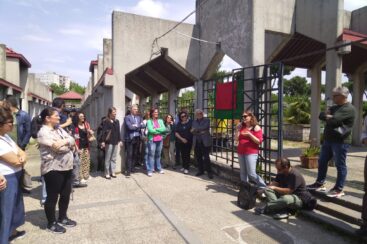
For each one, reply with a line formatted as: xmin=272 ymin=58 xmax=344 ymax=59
xmin=308 ymin=65 xmax=322 ymax=146
xmin=168 ymin=86 xmax=178 ymax=115
xmin=152 ymin=94 xmax=160 ymax=109
xmin=0 ymin=44 xmax=6 ymax=80
xmin=195 ymin=80 xmax=203 ymax=110
xmin=325 ymin=51 xmax=343 ymax=99
xmin=112 ymin=12 xmax=126 ymax=173
xmin=352 ymin=64 xmax=367 ymax=146
xmin=139 ymin=97 xmax=146 ymax=114
xmin=103 ymin=39 xmax=112 ymax=71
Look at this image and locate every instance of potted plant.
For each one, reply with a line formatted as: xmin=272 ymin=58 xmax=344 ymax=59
xmin=300 ymin=146 xmax=320 ymax=169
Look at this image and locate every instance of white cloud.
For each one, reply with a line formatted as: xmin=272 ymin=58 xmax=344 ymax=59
xmin=21 ymin=34 xmax=51 ymax=42
xmin=131 ymin=0 xmax=167 ymax=18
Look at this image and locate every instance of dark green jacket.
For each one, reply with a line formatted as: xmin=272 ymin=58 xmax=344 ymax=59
xmin=319 ymin=102 xmax=356 ymax=144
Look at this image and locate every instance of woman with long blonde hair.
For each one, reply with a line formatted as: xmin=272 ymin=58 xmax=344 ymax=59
xmin=236 ymin=110 xmax=266 ymax=188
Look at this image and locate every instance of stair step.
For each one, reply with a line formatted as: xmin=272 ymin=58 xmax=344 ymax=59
xmin=316 ymin=199 xmax=362 ymax=226
xmin=300 ymin=209 xmax=366 ymax=242
xmin=311 ymin=190 xmax=362 ymax=212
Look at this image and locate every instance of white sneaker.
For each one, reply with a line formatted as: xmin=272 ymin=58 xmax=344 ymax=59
xmin=183 ymin=169 xmax=189 ymax=174
xmin=180 ymin=168 xmax=185 ymax=172
xmin=159 ymin=170 xmax=164 ymax=174
xmin=147 ymin=172 xmax=153 ymax=177
xmin=80 ymin=179 xmax=87 ymax=184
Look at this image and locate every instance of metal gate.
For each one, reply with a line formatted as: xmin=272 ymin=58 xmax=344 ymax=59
xmin=202 ymin=62 xmax=284 ymax=182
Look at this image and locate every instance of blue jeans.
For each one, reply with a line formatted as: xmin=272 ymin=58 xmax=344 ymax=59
xmin=316 ymin=140 xmax=349 ymax=190
xmin=238 ymin=154 xmax=266 ymax=188
xmin=147 ymin=140 xmax=163 ymax=173
xmin=0 ymin=171 xmax=25 ymax=244
xmin=105 ymin=144 xmax=118 ymax=175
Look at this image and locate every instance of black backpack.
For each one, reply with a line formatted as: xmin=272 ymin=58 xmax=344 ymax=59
xmin=237 ymin=181 xmax=257 ymax=210
xmin=30 ymin=115 xmax=42 ymax=139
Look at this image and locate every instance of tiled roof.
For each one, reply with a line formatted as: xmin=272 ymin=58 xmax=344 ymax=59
xmin=57 ymin=91 xmax=83 ymax=100
xmin=5 ymin=48 xmax=31 ymax=68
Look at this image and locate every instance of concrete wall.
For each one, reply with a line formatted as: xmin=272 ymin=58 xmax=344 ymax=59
xmin=0 ymin=44 xmax=5 ymax=79
xmin=296 ymin=0 xmax=343 ymax=45
xmin=97 ymin=54 xmax=103 ymax=81
xmin=27 ymin=73 xmax=52 ymax=118
xmin=350 ymin=6 xmax=367 ymax=34
xmin=112 ymin=11 xmax=196 ymax=76
xmin=5 ymin=58 xmax=20 ymax=86
xmin=197 ymin=0 xmax=252 ymax=77
xmin=103 ymin=38 xmax=112 ymax=70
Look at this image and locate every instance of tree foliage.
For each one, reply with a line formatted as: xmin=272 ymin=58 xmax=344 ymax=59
xmin=284 ymin=96 xmax=311 ymax=124
xmin=283 ymin=76 xmax=310 ymax=96
xmin=49 ymin=83 xmax=68 ymax=96
xmin=49 ymin=81 xmax=86 ymax=96
xmin=69 ymin=81 xmax=86 ymax=95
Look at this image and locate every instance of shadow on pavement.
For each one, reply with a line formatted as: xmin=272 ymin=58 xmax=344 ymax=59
xmin=25 ymin=209 xmax=47 ymax=230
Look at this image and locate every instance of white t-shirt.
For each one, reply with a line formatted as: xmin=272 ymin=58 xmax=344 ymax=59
xmin=0 ymin=134 xmax=21 ymax=175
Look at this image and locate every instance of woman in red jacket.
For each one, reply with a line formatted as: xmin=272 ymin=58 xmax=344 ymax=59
xmin=236 ymin=110 xmax=266 ymax=188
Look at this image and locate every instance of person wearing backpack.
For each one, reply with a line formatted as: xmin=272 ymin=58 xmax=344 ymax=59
xmin=255 ymin=158 xmax=316 ymax=219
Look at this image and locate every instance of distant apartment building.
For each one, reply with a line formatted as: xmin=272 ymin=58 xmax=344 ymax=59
xmin=37 ymin=71 xmax=70 ymax=89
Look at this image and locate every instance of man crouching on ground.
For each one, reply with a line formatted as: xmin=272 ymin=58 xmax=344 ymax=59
xmin=255 ymin=157 xmax=316 ymax=219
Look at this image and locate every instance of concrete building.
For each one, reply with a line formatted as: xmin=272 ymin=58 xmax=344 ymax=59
xmin=81 ymin=0 xmax=367 ymax=173
xmin=0 ymin=44 xmax=52 ymax=118
xmin=37 ymin=71 xmax=71 ymax=89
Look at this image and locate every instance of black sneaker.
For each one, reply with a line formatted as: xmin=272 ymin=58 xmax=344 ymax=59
xmin=195 ymin=172 xmax=204 ymax=176
xmin=307 ymin=182 xmax=326 ymax=192
xmin=254 ymin=204 xmax=266 ymax=215
xmin=9 ymin=230 xmax=26 ymax=242
xmin=47 ymin=222 xmax=66 ymax=234
xmin=58 ymin=218 xmax=77 ymax=227
xmin=73 ymin=182 xmax=87 ymax=188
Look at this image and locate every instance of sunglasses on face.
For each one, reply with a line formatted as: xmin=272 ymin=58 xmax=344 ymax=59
xmin=181 ymin=115 xmax=187 ymax=118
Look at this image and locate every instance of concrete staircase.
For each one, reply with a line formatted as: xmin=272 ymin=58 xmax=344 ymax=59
xmin=211 ymin=159 xmax=365 ymax=240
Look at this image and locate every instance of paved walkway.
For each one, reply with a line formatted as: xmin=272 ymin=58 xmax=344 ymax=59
xmin=15 ymin=144 xmax=360 ymax=244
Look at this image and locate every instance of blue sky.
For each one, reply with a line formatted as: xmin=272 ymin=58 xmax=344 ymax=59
xmin=0 ymin=0 xmax=366 ymax=86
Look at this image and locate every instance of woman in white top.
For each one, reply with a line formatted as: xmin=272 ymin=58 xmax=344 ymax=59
xmin=37 ymin=107 xmax=76 ymax=234
xmin=0 ymin=101 xmax=27 ymax=243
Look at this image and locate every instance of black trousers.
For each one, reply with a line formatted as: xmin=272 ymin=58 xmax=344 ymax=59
xmin=44 ymin=170 xmax=72 ymax=225
xmin=175 ymin=141 xmax=181 ymax=165
xmin=126 ymin=136 xmax=140 ymax=173
xmin=195 ymin=141 xmax=212 ymax=173
xmin=97 ymin=147 xmax=105 ymax=172
xmin=362 ymin=156 xmax=367 ymax=226
xmin=178 ymin=142 xmax=192 ymax=170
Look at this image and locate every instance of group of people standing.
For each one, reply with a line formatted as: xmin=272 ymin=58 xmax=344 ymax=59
xmin=96 ymin=105 xmax=214 ymax=179
xmin=2 ymin=85 xmax=367 ymax=241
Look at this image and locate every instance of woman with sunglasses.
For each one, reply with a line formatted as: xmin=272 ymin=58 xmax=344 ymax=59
xmin=236 ymin=110 xmax=266 ymax=188
xmin=175 ymin=111 xmax=193 ymax=174
xmin=0 ymin=101 xmax=27 ymax=243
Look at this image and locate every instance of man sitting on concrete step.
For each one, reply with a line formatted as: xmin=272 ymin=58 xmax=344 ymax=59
xmin=255 ymin=157 xmax=316 ymax=219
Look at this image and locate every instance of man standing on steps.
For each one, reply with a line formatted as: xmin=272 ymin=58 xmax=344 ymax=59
xmin=307 ymin=87 xmax=356 ymax=198
xmin=357 ymin=115 xmax=367 ymax=236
